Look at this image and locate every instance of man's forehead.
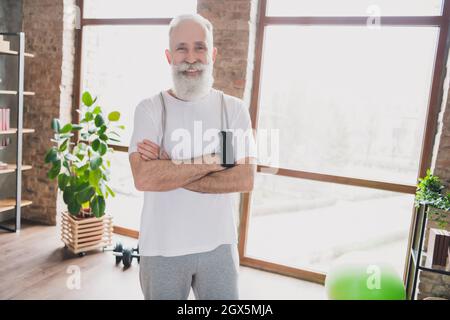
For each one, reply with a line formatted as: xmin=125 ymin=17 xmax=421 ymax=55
xmin=170 ymin=20 xmax=208 ymax=46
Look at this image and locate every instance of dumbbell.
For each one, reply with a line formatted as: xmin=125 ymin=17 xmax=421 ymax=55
xmin=114 ymin=245 xmax=140 ymax=268
xmin=102 ymin=242 xmax=124 ymax=265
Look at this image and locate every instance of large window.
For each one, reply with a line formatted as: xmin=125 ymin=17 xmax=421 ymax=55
xmin=240 ymin=0 xmax=449 ymax=283
xmin=78 ymin=0 xmax=197 ymax=231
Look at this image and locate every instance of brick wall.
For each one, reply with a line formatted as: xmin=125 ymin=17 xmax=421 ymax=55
xmin=20 ymin=0 xmax=75 ymax=225
xmin=417 ymin=44 xmax=450 ymax=299
xmin=197 ymin=0 xmax=256 ymax=103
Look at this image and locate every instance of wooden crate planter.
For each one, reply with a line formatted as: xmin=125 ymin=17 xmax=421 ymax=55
xmin=61 ymin=212 xmax=113 ymax=256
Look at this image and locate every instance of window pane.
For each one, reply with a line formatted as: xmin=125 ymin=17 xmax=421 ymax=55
xmin=257 ymin=26 xmax=438 ymax=185
xmin=84 ymin=0 xmax=197 ymax=19
xmin=81 ymin=25 xmax=173 ymax=146
xmin=107 ymin=151 xmax=142 ymax=230
xmin=246 ymin=173 xmax=413 ymax=276
xmin=267 ymin=0 xmax=443 ymax=16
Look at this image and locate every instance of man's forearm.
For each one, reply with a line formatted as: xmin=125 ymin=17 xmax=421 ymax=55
xmin=183 ymin=164 xmax=255 ymax=194
xmin=132 ymin=154 xmax=224 ymax=192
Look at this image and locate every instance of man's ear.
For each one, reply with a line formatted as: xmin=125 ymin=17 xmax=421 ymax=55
xmin=212 ymin=47 xmax=218 ymax=63
xmin=165 ymin=49 xmax=172 ymax=65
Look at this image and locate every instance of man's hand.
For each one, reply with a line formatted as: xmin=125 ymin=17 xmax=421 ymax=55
xmin=137 ymin=139 xmax=170 ymax=160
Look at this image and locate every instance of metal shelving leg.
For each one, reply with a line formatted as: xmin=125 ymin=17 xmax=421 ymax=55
xmin=411 ymin=204 xmax=428 ymax=300
xmin=14 ymin=32 xmax=25 ymax=232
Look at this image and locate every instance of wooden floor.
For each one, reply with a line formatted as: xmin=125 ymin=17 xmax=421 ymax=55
xmin=0 ymin=219 xmax=325 ymax=300
xmin=0 ymin=219 xmax=143 ymax=300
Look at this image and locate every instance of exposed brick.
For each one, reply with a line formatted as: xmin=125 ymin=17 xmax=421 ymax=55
xmin=19 ymin=0 xmax=75 ymax=226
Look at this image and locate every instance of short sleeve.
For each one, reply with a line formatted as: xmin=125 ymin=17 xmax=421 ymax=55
xmin=229 ymin=101 xmax=257 ymax=163
xmin=128 ymin=99 xmax=161 ymax=156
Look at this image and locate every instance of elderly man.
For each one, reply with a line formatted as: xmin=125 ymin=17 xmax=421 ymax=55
xmin=128 ymin=13 xmax=256 ymax=300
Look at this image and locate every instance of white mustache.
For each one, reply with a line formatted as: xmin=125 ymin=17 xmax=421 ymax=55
xmin=175 ymin=62 xmax=206 ymax=73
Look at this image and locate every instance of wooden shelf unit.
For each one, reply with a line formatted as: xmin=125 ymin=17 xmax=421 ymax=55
xmin=0 ymin=32 xmax=34 ymax=232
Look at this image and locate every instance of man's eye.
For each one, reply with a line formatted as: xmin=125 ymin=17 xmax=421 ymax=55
xmin=177 ymin=48 xmax=187 ymax=51
xmin=196 ymin=47 xmax=205 ymax=50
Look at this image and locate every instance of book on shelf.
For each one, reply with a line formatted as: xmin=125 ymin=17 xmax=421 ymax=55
xmin=0 ymin=35 xmax=10 ymax=51
xmin=0 ymin=107 xmax=10 ymax=130
xmin=0 ymin=107 xmax=11 ymax=148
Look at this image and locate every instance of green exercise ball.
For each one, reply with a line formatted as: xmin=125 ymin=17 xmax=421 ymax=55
xmin=325 ymin=253 xmax=406 ymax=300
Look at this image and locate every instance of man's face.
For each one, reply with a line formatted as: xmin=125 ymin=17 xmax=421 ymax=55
xmin=165 ymin=20 xmax=217 ymax=101
xmin=167 ymin=19 xmax=215 ymax=67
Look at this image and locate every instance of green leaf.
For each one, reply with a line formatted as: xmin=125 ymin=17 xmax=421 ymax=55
xmin=68 ymin=201 xmax=81 ymax=215
xmin=51 ymin=119 xmax=60 ymax=133
xmin=93 ymin=106 xmax=102 ymax=114
xmin=92 ymin=139 xmax=101 ymax=151
xmin=90 ymin=155 xmax=102 ymax=170
xmin=99 ymin=134 xmax=108 ymax=141
xmin=47 ymin=160 xmax=61 ymax=179
xmin=99 ymin=142 xmax=107 ymax=156
xmin=60 ymin=123 xmax=73 ymax=134
xmin=58 ymin=174 xmax=70 ymax=190
xmin=85 ymin=112 xmax=94 ymax=121
xmin=108 ymin=111 xmax=121 ymax=122
xmin=63 ymin=160 xmax=70 ymax=173
xmin=59 ymin=139 xmax=68 ymax=152
xmin=44 ymin=147 xmax=58 ymax=163
xmin=98 ymin=125 xmax=107 ymax=135
xmin=76 ymin=186 xmax=95 ymax=204
xmin=63 ymin=186 xmax=74 ymax=205
xmin=95 ymin=114 xmax=105 ymax=127
xmin=71 ymin=124 xmax=83 ymax=131
xmin=82 ymin=92 xmax=94 ymax=107
xmin=117 ymin=125 xmax=125 ymax=130
xmin=91 ymin=196 xmax=105 ymax=218
xmin=58 ymin=133 xmax=73 ymax=139
xmin=89 ymin=169 xmax=102 ymax=186
xmin=74 ymin=180 xmax=90 ymax=192
xmin=106 ymin=184 xmax=116 ymax=197
xmin=109 ymin=137 xmax=120 ymax=142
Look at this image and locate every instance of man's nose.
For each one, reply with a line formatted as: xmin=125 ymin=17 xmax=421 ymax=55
xmin=185 ymin=50 xmax=197 ymax=64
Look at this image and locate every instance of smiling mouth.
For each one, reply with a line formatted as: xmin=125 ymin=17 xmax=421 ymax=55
xmin=183 ymin=69 xmax=201 ymax=76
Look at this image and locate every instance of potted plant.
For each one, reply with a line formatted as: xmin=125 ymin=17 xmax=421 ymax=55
xmin=44 ymin=91 xmax=124 ymax=256
xmin=415 ymin=169 xmax=450 ymax=268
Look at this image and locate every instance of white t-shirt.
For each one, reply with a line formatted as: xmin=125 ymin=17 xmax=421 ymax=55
xmin=128 ymin=88 xmax=257 ymax=257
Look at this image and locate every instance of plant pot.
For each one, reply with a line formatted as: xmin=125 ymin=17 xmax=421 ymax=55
xmin=425 ymin=227 xmax=450 ymax=268
xmin=61 ymin=211 xmax=112 ymax=256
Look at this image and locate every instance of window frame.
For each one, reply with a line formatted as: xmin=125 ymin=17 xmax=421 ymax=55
xmin=238 ymin=0 xmax=450 ymax=285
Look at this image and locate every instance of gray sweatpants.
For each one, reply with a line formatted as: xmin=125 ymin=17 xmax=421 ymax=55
xmin=139 ymin=243 xmax=240 ymax=300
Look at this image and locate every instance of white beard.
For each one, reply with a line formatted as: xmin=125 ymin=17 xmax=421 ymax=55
xmin=171 ymin=59 xmax=214 ymax=101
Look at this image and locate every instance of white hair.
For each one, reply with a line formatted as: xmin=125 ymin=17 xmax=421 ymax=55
xmin=168 ymin=14 xmax=214 ymax=51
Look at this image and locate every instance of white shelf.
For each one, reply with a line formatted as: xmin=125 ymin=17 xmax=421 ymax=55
xmin=0 ymin=164 xmax=32 ymax=175
xmin=0 ymin=49 xmax=34 ymax=57
xmin=0 ymin=128 xmax=35 ymax=135
xmin=0 ymin=90 xmax=35 ymax=96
